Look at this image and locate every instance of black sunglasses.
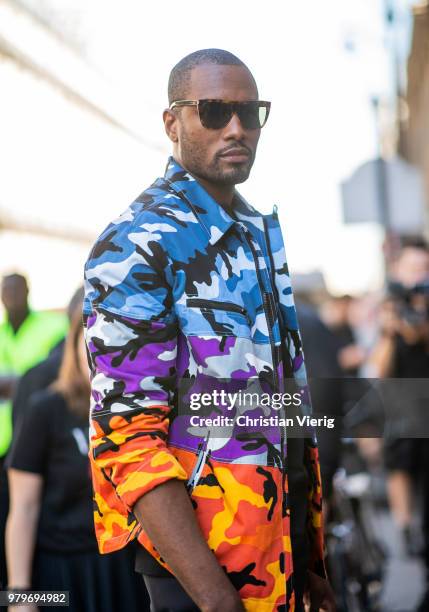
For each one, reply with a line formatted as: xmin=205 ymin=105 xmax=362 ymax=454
xmin=169 ymin=99 xmax=271 ymax=130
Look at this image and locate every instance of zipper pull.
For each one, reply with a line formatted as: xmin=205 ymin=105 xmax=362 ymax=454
xmin=263 ymin=291 xmax=276 ymax=328
xmin=272 ymin=204 xmax=278 ymax=219
xmin=238 ymin=306 xmax=252 ymax=326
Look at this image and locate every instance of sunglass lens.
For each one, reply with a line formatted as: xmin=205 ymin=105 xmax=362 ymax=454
xmin=199 ymin=101 xmax=232 ymax=129
xmin=258 ymin=105 xmax=269 ymax=127
xmin=198 ymin=101 xmax=270 ymax=129
xmin=237 ymin=103 xmax=269 ymax=129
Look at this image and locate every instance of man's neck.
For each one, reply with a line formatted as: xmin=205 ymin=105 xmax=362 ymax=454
xmin=194 ymin=176 xmax=235 ymax=210
xmin=172 ymin=156 xmax=235 ymax=209
xmin=8 ymin=307 xmax=29 ymax=334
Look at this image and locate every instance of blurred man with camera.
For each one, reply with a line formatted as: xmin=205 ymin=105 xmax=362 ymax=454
xmin=369 ymin=237 xmax=429 ymax=611
xmin=371 ymin=238 xmax=429 ymax=379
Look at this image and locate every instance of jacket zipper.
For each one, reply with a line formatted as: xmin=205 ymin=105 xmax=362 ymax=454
xmin=186 ymin=298 xmax=251 ymax=326
xmin=186 ymin=434 xmax=211 ymax=493
xmin=262 ymin=216 xmax=280 ymax=304
xmin=262 ymin=215 xmax=289 ymax=489
xmin=163 ymin=179 xmax=283 ymax=473
xmin=240 ymin=227 xmax=279 ymax=393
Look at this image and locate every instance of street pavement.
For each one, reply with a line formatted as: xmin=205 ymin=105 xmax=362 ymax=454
xmin=371 ymin=510 xmax=425 ymax=612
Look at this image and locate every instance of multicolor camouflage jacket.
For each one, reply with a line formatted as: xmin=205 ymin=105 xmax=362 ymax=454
xmin=83 ymin=156 xmax=325 ymax=611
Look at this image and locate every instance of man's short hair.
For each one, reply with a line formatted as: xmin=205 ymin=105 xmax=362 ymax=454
xmin=168 ymin=48 xmax=255 ymax=104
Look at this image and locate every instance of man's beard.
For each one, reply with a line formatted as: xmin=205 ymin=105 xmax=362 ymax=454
xmin=179 ymin=131 xmax=254 ymax=186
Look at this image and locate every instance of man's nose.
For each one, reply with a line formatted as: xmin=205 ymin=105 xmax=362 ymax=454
xmin=223 ymin=111 xmax=246 ymax=139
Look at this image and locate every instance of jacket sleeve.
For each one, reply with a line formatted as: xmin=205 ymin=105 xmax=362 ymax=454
xmin=83 ymin=222 xmax=187 ymax=513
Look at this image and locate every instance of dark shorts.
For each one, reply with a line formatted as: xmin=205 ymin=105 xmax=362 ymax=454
xmin=141 ymin=571 xmax=306 ymax=612
xmin=142 ymin=575 xmax=199 ymax=612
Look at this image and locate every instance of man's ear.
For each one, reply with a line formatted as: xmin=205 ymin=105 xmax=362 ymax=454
xmin=163 ymin=109 xmax=179 ymax=143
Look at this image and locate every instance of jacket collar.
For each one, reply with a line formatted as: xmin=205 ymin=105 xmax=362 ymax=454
xmin=161 ymin=156 xmax=261 ymax=245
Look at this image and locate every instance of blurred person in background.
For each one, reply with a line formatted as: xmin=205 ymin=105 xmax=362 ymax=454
xmin=321 ymin=294 xmax=384 ymax=463
xmin=5 ymin=310 xmax=149 ymax=612
xmin=0 ymin=274 xmax=68 ymax=454
xmin=295 ymin=299 xmax=344 ymax=510
xmin=320 ymin=295 xmax=366 ymax=377
xmin=1 ymin=286 xmax=84 ymax=598
xmin=368 ymin=237 xmax=429 ymax=611
xmin=0 ymin=274 xmax=68 ymax=590
xmin=11 ymin=286 xmax=85 ymax=430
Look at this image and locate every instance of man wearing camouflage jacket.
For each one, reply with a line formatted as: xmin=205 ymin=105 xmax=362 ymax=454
xmin=83 ymin=49 xmax=334 ymax=612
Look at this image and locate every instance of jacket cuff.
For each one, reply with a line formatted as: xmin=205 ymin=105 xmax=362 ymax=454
xmin=114 ymin=449 xmax=188 ymax=513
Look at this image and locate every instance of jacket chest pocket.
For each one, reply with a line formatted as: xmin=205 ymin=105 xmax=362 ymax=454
xmin=181 ymin=297 xmax=252 ymax=339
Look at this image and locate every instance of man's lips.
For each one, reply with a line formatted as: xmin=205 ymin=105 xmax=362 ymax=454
xmin=219 ymin=149 xmax=251 ymax=162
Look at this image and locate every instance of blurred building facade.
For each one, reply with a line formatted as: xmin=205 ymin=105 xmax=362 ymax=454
xmin=0 ymin=0 xmax=166 ymax=311
xmin=400 ymin=1 xmax=429 ymax=232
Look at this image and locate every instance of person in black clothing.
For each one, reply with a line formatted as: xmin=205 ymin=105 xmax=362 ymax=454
xmin=0 ymin=287 xmax=84 ymax=592
xmin=295 ymin=301 xmax=344 ymax=502
xmin=5 ymin=311 xmax=149 ymax=612
xmin=11 ymin=341 xmax=63 ymax=431
xmin=368 ymin=238 xmax=429 ymax=611
xmin=10 ymin=286 xmax=84 ymax=430
xmin=0 ymin=357 xmax=64 ymax=598
xmin=320 ymin=295 xmax=365 ymax=377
